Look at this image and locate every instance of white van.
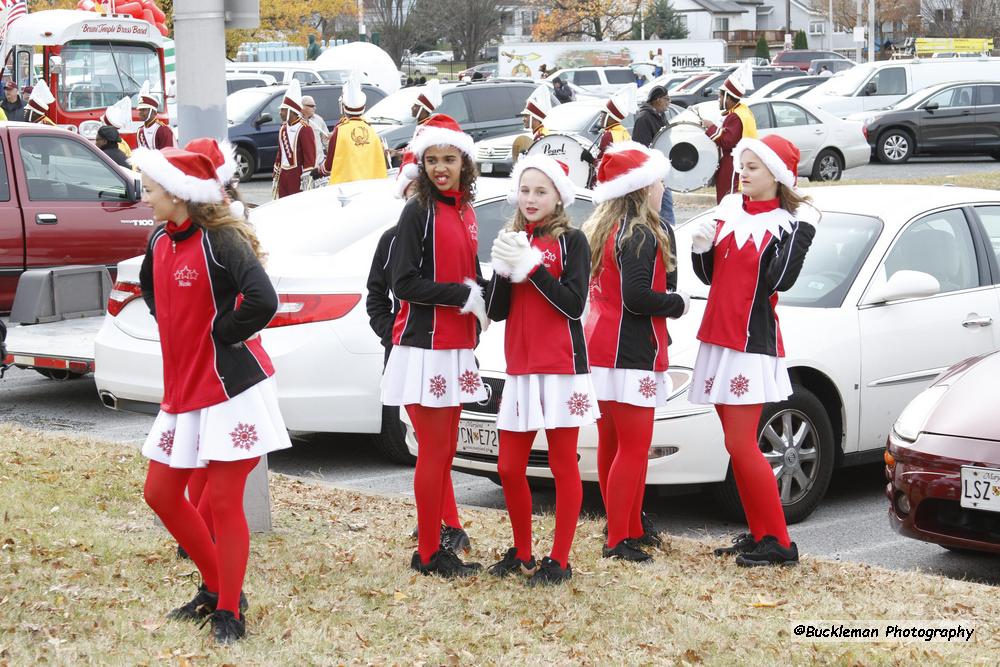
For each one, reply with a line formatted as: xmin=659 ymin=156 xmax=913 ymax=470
xmin=801 ymin=57 xmax=1000 ymax=117
xmin=225 ymin=62 xmax=350 ymax=86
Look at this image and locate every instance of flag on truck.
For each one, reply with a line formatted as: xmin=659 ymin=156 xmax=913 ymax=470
xmin=0 ymin=0 xmax=27 ymax=43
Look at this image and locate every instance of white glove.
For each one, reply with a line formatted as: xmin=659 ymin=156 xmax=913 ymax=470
xmin=460 ymin=278 xmax=490 ymax=331
xmin=492 ymin=231 xmax=541 ymax=283
xmin=691 ymin=218 xmax=718 ymax=254
xmin=673 ymin=289 xmax=690 ymax=317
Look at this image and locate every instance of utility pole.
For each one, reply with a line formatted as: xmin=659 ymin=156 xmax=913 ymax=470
xmin=173 ymin=0 xmax=227 ymax=144
xmin=855 ymin=0 xmax=862 ymax=62
xmin=828 ymin=0 xmax=833 ymax=51
xmin=867 ymin=0 xmax=875 ymax=62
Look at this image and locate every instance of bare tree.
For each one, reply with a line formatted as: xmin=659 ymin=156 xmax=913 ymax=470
xmin=368 ymin=0 xmax=419 ymax=64
xmin=918 ymin=0 xmax=1000 ymax=37
xmin=431 ymin=0 xmax=504 ymax=67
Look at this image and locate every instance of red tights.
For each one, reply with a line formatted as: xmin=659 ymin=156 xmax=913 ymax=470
xmin=716 ymin=404 xmax=790 ymax=547
xmin=185 ymin=469 xmax=215 ymax=539
xmin=596 ymin=401 xmax=654 ymax=547
xmin=497 ymin=427 xmax=581 ymax=568
xmin=406 ymin=404 xmax=463 ymax=564
xmin=144 ymin=457 xmax=259 ymax=618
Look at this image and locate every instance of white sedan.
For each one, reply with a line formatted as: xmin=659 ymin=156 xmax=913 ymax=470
xmin=93 ymin=177 xmax=593 ymax=463
xmin=676 ymin=98 xmax=869 ymax=182
xmin=441 ymin=185 xmax=1000 ymax=523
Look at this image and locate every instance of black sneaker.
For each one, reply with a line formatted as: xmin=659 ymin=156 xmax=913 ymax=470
xmin=528 ymin=557 xmax=572 ymax=586
xmin=735 ymin=536 xmax=799 ymax=567
xmin=636 ymin=512 xmax=664 ymax=548
xmin=167 ymin=583 xmax=216 ymax=621
xmin=167 ymin=585 xmax=249 ymax=621
xmin=176 ymin=544 xmax=190 ymax=560
xmin=440 ymin=525 xmax=471 ymax=554
xmin=487 ymin=547 xmax=538 ymax=578
xmin=201 ymin=609 xmax=246 ymax=645
xmin=602 ymin=539 xmax=653 ymax=563
xmin=410 ymin=549 xmax=483 ymax=578
xmin=713 ymin=533 xmax=758 ymax=557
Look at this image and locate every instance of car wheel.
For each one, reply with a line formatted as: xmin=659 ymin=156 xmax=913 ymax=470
xmin=234 ymin=146 xmax=256 ymax=182
xmin=370 ymin=405 xmax=416 ymax=465
xmin=810 ymin=149 xmax=843 ymax=181
xmin=877 ymin=129 xmax=913 ymax=164
xmin=710 ymin=384 xmax=836 ymax=524
xmin=33 ymin=368 xmax=85 ymax=381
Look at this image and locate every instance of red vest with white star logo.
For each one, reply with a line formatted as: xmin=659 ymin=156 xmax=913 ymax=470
xmin=140 ymin=221 xmax=278 ymax=413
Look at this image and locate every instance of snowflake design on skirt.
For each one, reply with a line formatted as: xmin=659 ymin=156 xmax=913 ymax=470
xmin=428 ymin=374 xmax=447 ymax=398
xmin=638 ymin=376 xmax=657 ymax=399
xmin=230 ymin=423 xmax=259 ymax=451
xmin=704 ymin=377 xmax=715 ymax=394
xmin=566 ymin=392 xmax=592 ymax=417
xmin=730 ymin=374 xmax=750 ymax=397
xmin=458 ymin=369 xmax=481 ymax=394
xmin=158 ymin=429 xmax=175 ymax=456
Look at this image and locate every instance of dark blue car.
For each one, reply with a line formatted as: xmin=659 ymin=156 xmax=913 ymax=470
xmin=227 ymin=83 xmax=387 ymax=181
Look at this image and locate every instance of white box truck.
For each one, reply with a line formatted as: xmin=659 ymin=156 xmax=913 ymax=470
xmin=497 ymin=39 xmax=726 ymax=79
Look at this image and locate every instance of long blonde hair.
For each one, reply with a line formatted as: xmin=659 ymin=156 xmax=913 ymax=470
xmin=583 ymin=186 xmax=673 ymax=278
xmin=188 ymin=202 xmax=266 ymax=261
xmin=505 ymin=203 xmax=572 ymax=239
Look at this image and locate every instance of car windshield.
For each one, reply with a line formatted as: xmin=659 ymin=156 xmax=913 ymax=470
xmin=888 ymin=87 xmax=939 ymax=109
xmin=58 ymin=41 xmax=163 ymax=111
xmin=318 ymin=69 xmax=350 ymax=83
xmin=366 ymin=86 xmax=421 ymax=125
xmin=227 ymin=88 xmax=274 ymax=123
xmin=809 ymin=63 xmax=874 ymax=96
xmin=673 ymin=73 xmax=710 ymax=92
xmin=546 ymin=103 xmax=601 ymax=133
xmin=676 ymin=211 xmax=882 ymax=308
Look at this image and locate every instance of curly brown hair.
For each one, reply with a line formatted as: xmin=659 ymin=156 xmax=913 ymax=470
xmin=187 ymin=202 xmax=266 ymax=262
xmin=414 ymin=151 xmax=478 ymax=208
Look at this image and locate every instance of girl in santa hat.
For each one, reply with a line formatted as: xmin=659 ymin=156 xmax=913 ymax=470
xmin=484 ymin=155 xmax=598 ymax=585
xmin=131 ymin=146 xmax=291 ymax=643
xmin=381 ymin=114 xmax=489 ymax=577
xmin=584 ymin=142 xmax=689 ymax=563
xmin=688 ymin=134 xmax=816 ymax=567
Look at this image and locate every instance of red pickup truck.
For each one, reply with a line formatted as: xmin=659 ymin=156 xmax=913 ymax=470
xmin=0 ymin=123 xmax=153 ymax=311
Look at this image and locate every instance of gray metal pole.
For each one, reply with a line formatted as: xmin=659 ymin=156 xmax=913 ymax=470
xmin=855 ymin=0 xmax=862 ymax=62
xmin=828 ymin=0 xmax=833 ymax=51
xmin=173 ymin=0 xmax=227 ymax=144
xmin=867 ymin=0 xmax=875 ymax=62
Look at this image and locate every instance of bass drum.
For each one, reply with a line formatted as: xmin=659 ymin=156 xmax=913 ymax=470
xmin=651 ymin=121 xmax=719 ymax=193
xmin=526 ymin=133 xmax=592 ymax=189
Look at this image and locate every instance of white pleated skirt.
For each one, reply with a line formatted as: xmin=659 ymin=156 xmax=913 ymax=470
xmin=689 ymin=342 xmax=792 ymax=405
xmin=591 ymin=366 xmax=674 ymax=408
xmin=381 ymin=344 xmax=487 ymax=407
xmin=496 ymin=373 xmax=601 ymax=432
xmin=142 ymin=377 xmax=292 ymax=469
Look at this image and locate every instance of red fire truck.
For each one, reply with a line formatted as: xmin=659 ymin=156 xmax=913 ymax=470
xmin=1 ymin=9 xmax=167 ymax=145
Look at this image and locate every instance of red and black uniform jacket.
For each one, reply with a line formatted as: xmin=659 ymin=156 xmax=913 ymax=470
xmin=366 ymin=225 xmax=398 ymax=354
xmin=692 ymin=197 xmax=816 ymax=356
xmin=485 ymin=226 xmax=591 ymax=375
xmin=139 ymin=221 xmax=278 ymax=414
xmin=585 ymin=218 xmax=685 ymax=372
xmin=391 ymin=190 xmax=483 ymax=350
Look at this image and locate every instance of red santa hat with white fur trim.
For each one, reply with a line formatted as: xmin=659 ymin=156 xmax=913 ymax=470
xmin=184 ymin=137 xmax=238 ymax=184
xmin=732 ymin=134 xmax=800 ymax=189
xmin=406 ymin=113 xmax=475 ymax=160
xmin=507 ymin=154 xmax=576 ymax=208
xmin=130 ymin=147 xmax=224 ymax=204
xmin=591 ymin=141 xmax=668 ymax=204
xmin=395 ymin=150 xmax=420 ymax=198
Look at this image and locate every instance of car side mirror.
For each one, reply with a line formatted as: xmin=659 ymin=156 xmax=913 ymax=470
xmin=128 ymin=176 xmax=142 ymax=202
xmin=703 ymin=88 xmax=714 ymax=97
xmin=48 ymin=55 xmax=63 ymax=75
xmin=865 ymin=270 xmax=940 ymax=304
xmin=923 ymin=102 xmax=939 ymax=112
xmin=254 ymin=112 xmax=273 ymax=128
xmin=863 ymin=81 xmax=877 ymax=96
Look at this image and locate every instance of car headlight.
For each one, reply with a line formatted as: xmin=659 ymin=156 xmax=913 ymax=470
xmin=892 ymin=385 xmax=948 ymax=442
xmin=666 ymin=367 xmax=693 ymax=401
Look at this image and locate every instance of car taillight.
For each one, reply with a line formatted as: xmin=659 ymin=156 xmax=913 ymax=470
xmin=107 ymin=281 xmax=142 ymax=317
xmin=862 ymin=126 xmax=869 ymax=140
xmin=267 ymin=293 xmax=361 ymax=328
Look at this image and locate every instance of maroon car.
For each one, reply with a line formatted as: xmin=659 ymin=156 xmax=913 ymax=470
xmin=886 ymin=350 xmax=1000 ymax=555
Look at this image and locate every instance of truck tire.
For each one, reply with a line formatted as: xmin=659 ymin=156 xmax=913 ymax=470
xmin=371 ymin=404 xmax=416 ymax=465
xmin=234 ymin=146 xmax=256 ymax=183
xmin=710 ymin=384 xmax=835 ymax=525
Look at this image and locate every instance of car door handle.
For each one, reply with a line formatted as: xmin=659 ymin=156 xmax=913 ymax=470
xmin=814 ymin=129 xmax=823 ymax=134
xmin=35 ymin=213 xmax=58 ymax=225
xmin=962 ymin=315 xmax=993 ymax=328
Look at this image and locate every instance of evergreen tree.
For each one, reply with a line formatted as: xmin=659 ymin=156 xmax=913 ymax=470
xmin=755 ymin=33 xmax=770 ymax=60
xmin=794 ymin=29 xmax=808 ymax=49
xmin=633 ymin=0 xmax=688 ymax=40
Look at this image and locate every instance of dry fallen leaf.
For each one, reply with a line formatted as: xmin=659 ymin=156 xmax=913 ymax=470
xmin=139 ymin=619 xmax=164 ymax=632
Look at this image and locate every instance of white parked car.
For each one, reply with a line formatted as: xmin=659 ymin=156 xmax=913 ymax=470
xmin=548 ymin=66 xmax=638 ymax=95
xmin=414 ymin=50 xmax=453 ymax=64
xmin=435 ymin=185 xmax=1000 ymax=523
xmin=93 ymin=178 xmax=593 ymax=463
xmin=676 ymin=98 xmax=869 ymax=181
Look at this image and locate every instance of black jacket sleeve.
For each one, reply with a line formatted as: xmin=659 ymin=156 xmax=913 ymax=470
xmin=526 ymin=229 xmax=591 ymax=320
xmin=138 ymin=226 xmax=165 ymax=320
xmin=631 ymin=107 xmax=663 ymax=147
xmin=211 ymin=229 xmax=279 ymax=345
xmin=619 ymin=223 xmax=686 ymax=318
xmin=391 ymin=198 xmax=471 ymax=307
xmin=366 ymin=227 xmax=397 ymax=344
xmin=485 ymin=273 xmax=512 ymax=321
xmin=765 ymin=220 xmax=816 ymax=293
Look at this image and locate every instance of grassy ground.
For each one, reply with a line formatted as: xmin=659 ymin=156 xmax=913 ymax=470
xmin=1 ymin=423 xmax=997 ymax=665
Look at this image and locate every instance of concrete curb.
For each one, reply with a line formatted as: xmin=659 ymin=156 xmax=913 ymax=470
xmin=674 ymin=192 xmax=716 ymax=207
